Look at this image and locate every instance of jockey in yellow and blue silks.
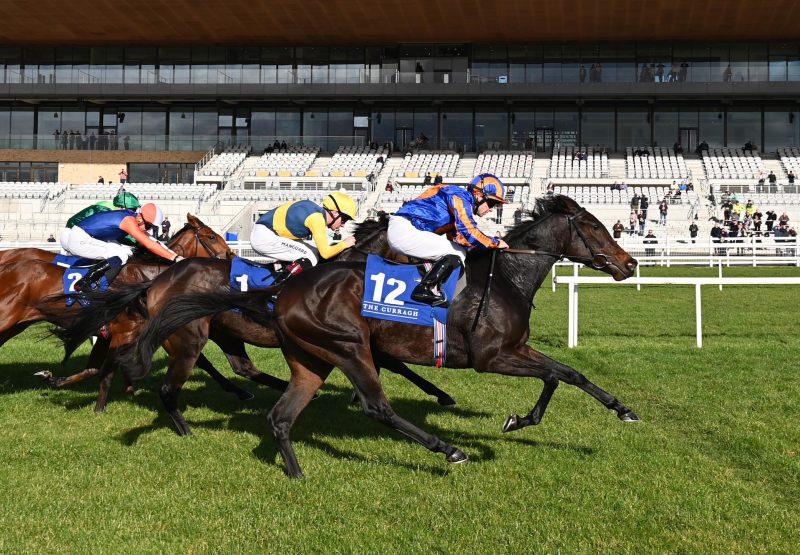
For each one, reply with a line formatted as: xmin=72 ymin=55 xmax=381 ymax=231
xmin=387 ymin=173 xmax=509 ymax=306
xmin=250 ymin=191 xmax=358 ymax=280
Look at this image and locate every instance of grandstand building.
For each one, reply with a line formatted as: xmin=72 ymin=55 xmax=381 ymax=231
xmin=0 ymin=1 xmax=799 ymax=246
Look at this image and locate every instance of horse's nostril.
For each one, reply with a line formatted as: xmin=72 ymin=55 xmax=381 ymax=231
xmin=626 ymin=260 xmax=637 ymax=271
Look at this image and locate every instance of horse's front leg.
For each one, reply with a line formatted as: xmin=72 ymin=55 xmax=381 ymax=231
xmin=477 ymin=345 xmax=639 ymax=433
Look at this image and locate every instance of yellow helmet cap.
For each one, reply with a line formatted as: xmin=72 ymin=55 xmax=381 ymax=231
xmin=323 ymin=191 xmax=358 ymax=221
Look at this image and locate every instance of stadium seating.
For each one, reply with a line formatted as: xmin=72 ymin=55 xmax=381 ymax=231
xmin=549 ymin=148 xmax=609 ymax=179
xmin=474 ymin=151 xmax=534 ymax=179
xmin=322 ymin=146 xmax=386 ymax=177
xmin=246 ymin=147 xmax=319 ymax=177
xmin=196 ymin=146 xmax=249 ymax=179
xmin=777 ymin=148 xmax=800 ymax=183
xmin=625 ymin=147 xmax=689 ymax=179
xmin=394 ymin=151 xmax=459 ymax=179
xmin=702 ymin=148 xmax=765 ymax=180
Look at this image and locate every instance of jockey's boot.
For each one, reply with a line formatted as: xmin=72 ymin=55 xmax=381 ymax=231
xmin=411 ymin=255 xmax=462 ymax=307
xmin=74 ymin=256 xmax=123 ymax=292
xmin=266 ymin=258 xmax=313 ymax=302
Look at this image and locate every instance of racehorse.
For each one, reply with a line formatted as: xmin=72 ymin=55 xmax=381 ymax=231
xmin=128 ymin=195 xmax=639 ymax=477
xmin=51 ymin=214 xmax=456 ymax=435
xmin=10 ymin=214 xmax=267 ymax=404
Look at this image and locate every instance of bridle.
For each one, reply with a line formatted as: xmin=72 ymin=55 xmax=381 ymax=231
xmin=504 ymin=209 xmax=610 ymax=270
xmin=169 ymin=223 xmax=233 ymax=260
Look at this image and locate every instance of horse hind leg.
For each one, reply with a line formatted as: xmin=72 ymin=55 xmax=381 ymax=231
xmin=269 ymin=346 xmax=334 ymax=478
xmin=339 ymin=350 xmax=467 ymax=465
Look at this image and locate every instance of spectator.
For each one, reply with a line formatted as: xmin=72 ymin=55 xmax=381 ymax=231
xmin=546 ymin=181 xmax=555 ymax=194
xmin=385 ymin=182 xmax=394 ymax=193
xmin=673 ymin=142 xmax=683 ymax=155
xmin=659 ymin=198 xmax=668 ymax=225
xmin=89 ymin=131 xmax=96 ymax=150
xmin=612 ymin=220 xmax=624 ymax=239
xmin=689 ymin=222 xmax=699 ymax=243
xmin=638 ymin=211 xmax=646 ymax=236
xmin=765 ymin=210 xmax=777 ymax=232
xmin=640 ymin=196 xmax=649 ymax=219
xmin=579 ymin=64 xmax=587 ymax=83
xmin=788 ymin=170 xmax=796 ymax=188
xmin=768 ymin=171 xmax=777 ymax=189
xmin=779 ymin=211 xmax=790 ymax=226
xmin=433 ymin=174 xmax=443 ymax=185
xmin=98 ymin=175 xmax=105 ymax=184
xmin=655 ymin=63 xmax=665 ymax=82
xmin=160 ymin=216 xmax=171 ymax=240
xmin=628 ymin=211 xmax=638 ymax=234
xmin=423 ymin=173 xmax=432 ymax=185
xmin=619 ymin=181 xmax=627 ymax=191
xmin=119 ymin=168 xmax=128 ymax=184
xmin=46 ymin=233 xmax=56 ymax=242
xmin=514 ymin=208 xmax=523 ymax=226
xmin=711 ymin=223 xmax=723 ymax=254
xmin=743 ymin=141 xmax=754 ymax=153
xmin=53 ymin=129 xmax=60 ymax=148
xmin=630 ymin=193 xmax=641 ymax=212
xmin=753 ymin=209 xmax=763 ymax=233
xmin=723 ymin=64 xmax=733 ymax=82
xmin=280 ymin=140 xmax=287 ymax=149
xmin=123 ymin=136 xmax=131 ymax=150
xmin=643 ymin=229 xmax=657 ymax=256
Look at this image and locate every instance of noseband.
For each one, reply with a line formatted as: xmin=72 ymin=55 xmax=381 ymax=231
xmin=170 ymin=224 xmax=232 ymax=260
xmin=505 ymin=209 xmax=610 ymax=270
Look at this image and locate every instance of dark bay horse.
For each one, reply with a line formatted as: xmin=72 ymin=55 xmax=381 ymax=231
xmin=130 ymin=195 xmax=639 ymax=477
xmin=11 ymin=215 xmax=264 ymax=404
xmin=53 ymin=215 xmax=455 ymax=434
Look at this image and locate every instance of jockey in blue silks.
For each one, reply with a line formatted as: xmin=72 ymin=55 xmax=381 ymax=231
xmin=387 ymin=173 xmax=509 ymax=306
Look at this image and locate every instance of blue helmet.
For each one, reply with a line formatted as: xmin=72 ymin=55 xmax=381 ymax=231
xmin=469 ymin=173 xmax=507 ymax=203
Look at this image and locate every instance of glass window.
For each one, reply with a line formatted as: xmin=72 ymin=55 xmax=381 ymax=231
xmin=510 ymin=111 xmax=535 ymax=150
xmin=749 ymin=44 xmax=768 ymax=82
xmin=653 ymin=108 xmax=679 ymax=148
xmin=10 ymin=108 xmax=34 ymax=147
xmin=617 ymin=109 xmax=650 ymax=149
xmin=371 ymin=110 xmax=395 ymax=146
xmin=475 ymin=111 xmax=508 ymax=150
xmin=553 ymin=109 xmax=578 ymax=147
xmin=250 ymin=110 xmax=277 ymax=138
xmin=698 ymin=108 xmax=724 ymax=147
xmin=303 ymin=110 xmax=328 ymax=150
xmin=764 ymin=109 xmax=799 ymax=151
xmin=328 ymin=110 xmax=353 ymax=151
xmin=580 ymin=108 xmax=614 ymax=149
xmin=128 ymin=163 xmax=159 ymax=183
xmin=726 ymin=109 xmax=760 ymax=149
xmin=413 ymin=111 xmax=437 ymax=149
xmin=440 ymin=110 xmax=472 ymax=153
xmin=275 ymin=110 xmax=300 ymax=139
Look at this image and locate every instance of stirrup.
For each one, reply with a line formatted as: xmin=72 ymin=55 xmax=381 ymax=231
xmin=411 ymin=284 xmax=449 ymax=307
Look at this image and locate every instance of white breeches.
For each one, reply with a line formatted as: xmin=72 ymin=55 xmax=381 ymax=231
xmin=387 ymin=215 xmax=467 ymax=262
xmin=60 ymin=226 xmax=134 ymax=261
xmin=250 ymin=223 xmax=319 ymax=266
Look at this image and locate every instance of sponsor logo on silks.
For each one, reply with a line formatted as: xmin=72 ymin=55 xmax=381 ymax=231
xmin=361 ymin=254 xmax=458 ymax=327
xmin=229 ymin=256 xmax=277 ymax=292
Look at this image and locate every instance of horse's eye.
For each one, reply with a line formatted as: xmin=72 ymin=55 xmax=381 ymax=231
xmin=593 ymin=224 xmax=601 ymax=230
xmin=209 ymin=234 xmax=216 ymax=241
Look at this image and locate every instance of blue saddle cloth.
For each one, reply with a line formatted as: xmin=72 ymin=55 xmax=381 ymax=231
xmin=53 ymin=256 xmax=108 ymax=306
xmin=229 ymin=256 xmax=277 ymax=291
xmin=361 ymin=254 xmax=459 ymax=327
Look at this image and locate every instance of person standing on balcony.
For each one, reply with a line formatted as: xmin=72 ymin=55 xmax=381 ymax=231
xmin=119 ymin=168 xmax=128 ymax=185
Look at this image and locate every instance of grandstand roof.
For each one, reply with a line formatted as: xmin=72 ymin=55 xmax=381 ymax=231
xmin=3 ymin=0 xmax=799 ymax=45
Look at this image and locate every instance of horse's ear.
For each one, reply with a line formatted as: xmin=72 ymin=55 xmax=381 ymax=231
xmin=186 ymin=213 xmax=196 ymax=223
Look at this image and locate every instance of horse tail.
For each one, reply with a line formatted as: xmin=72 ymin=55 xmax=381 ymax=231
xmin=47 ymin=281 xmax=153 ymax=361
xmin=118 ymin=286 xmax=278 ymax=382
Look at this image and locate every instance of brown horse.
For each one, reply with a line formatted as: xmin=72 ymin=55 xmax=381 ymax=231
xmin=0 ymin=247 xmax=59 ymax=265
xmin=129 ymin=195 xmax=640 ymax=477
xmin=15 ymin=215 xmax=267 ymax=404
xmin=52 ymin=215 xmax=455 ymax=434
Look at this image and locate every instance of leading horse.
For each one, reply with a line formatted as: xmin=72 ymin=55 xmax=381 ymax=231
xmin=121 ymin=195 xmax=640 ymax=477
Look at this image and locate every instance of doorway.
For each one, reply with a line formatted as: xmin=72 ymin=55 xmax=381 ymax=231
xmin=395 ymin=126 xmax=413 ymax=152
xmin=534 ymin=127 xmax=554 ymax=152
xmin=679 ymin=127 xmax=698 ymax=154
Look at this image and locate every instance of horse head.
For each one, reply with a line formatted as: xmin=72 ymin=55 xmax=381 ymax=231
xmin=168 ymin=213 xmax=234 ymax=260
xmin=510 ymin=195 xmax=637 ymax=281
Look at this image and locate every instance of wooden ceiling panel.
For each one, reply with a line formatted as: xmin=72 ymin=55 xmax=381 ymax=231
xmin=0 ymin=0 xmax=797 ymax=46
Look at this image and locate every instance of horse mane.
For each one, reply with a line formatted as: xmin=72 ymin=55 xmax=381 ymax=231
xmin=128 ymin=222 xmax=192 ymax=264
xmin=166 ymin=222 xmax=191 ymax=242
xmin=353 ymin=212 xmax=390 ymax=243
xmin=503 ymin=194 xmax=580 ymax=245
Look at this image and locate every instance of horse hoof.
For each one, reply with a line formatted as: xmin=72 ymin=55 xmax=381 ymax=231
xmin=94 ymin=406 xmax=107 ymax=414
xmin=237 ymin=391 xmax=256 ymax=401
xmin=502 ymin=414 xmax=521 ymax=433
xmin=446 ymin=449 xmax=468 ymax=464
xmin=437 ymin=395 xmax=457 ymax=406
xmin=34 ymin=370 xmax=52 ymax=380
xmin=619 ymin=410 xmax=640 ymax=423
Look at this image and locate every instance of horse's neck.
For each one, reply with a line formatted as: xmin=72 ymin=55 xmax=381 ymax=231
xmin=338 ymin=229 xmax=392 ymax=261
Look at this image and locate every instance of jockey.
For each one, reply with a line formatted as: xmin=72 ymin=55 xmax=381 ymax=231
xmin=387 ymin=173 xmax=509 ymax=306
xmin=250 ymin=191 xmax=358 ymax=281
xmin=63 ymin=202 xmax=183 ymax=291
xmin=60 ymin=191 xmax=141 ymax=248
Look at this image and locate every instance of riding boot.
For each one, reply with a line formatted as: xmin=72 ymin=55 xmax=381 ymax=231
xmin=266 ymin=258 xmax=313 ymax=302
xmin=411 ymin=255 xmax=462 ymax=307
xmin=74 ymin=256 xmax=123 ymax=292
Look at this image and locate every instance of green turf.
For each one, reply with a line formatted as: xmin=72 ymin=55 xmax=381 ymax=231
xmin=0 ymin=265 xmax=798 ymax=553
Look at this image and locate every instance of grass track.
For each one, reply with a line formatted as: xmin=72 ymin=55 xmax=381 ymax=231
xmin=0 ymin=265 xmax=798 ymax=553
